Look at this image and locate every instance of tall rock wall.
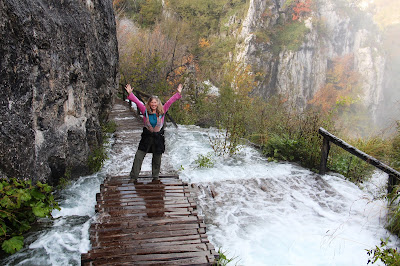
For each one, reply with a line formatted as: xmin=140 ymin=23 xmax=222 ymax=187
xmin=237 ymin=0 xmax=386 ymax=124
xmin=0 ymin=0 xmax=119 ymax=183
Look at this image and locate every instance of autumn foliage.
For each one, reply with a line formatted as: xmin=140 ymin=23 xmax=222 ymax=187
xmin=117 ymin=16 xmax=191 ymax=96
xmin=309 ymin=54 xmax=361 ymax=112
xmin=199 ymin=38 xmax=211 ymax=48
xmin=291 ymin=0 xmax=312 ymax=21
xmin=166 ymin=54 xmax=200 ymax=88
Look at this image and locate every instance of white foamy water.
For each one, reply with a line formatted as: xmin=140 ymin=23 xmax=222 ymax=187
xmin=2 ymin=124 xmax=397 ymax=265
xmin=166 ymin=125 xmax=398 ymax=266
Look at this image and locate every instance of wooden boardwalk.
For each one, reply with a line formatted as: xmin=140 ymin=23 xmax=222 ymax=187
xmin=81 ymin=99 xmax=218 ymax=265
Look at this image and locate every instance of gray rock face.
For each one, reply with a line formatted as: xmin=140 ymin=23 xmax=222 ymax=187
xmin=237 ymin=0 xmax=387 ymax=121
xmin=0 ymin=0 xmax=119 ymax=184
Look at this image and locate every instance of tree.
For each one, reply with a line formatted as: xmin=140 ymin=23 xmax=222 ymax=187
xmin=139 ymin=0 xmax=163 ymax=27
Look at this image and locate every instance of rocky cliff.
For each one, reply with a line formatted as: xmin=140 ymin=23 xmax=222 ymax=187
xmin=0 ymin=0 xmax=119 ymax=184
xmin=237 ymin=0 xmax=387 ymax=126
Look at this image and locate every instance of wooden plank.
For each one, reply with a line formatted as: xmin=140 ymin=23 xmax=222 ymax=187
xmin=83 ymin=254 xmax=210 ymax=265
xmin=90 ymin=223 xmax=204 ymax=234
xmin=90 ymin=238 xmax=204 ymax=249
xmin=92 ymin=228 xmax=201 ymax=240
xmin=90 ymin=234 xmax=209 ymax=248
xmin=84 ymin=250 xmax=214 ymax=263
xmin=92 ymin=215 xmax=201 ymax=225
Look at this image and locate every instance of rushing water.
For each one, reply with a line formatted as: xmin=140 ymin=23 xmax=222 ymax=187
xmin=2 ymin=124 xmax=397 ymax=265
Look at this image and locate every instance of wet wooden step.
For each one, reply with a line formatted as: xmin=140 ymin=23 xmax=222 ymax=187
xmin=82 ymin=175 xmax=217 ymax=265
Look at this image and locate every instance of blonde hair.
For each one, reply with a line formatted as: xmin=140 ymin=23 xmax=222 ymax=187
xmin=145 ymin=96 xmax=164 ymax=116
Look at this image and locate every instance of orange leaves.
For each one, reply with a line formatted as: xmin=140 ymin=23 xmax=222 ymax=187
xmin=199 ymin=38 xmax=210 ymax=48
xmin=166 ymin=54 xmax=199 ymax=87
xmin=326 ymin=54 xmax=360 ymax=92
xmin=309 ymin=54 xmax=361 ymax=112
xmin=183 ymin=103 xmax=191 ymax=112
xmin=292 ymin=0 xmax=312 ymax=21
xmin=112 ymin=0 xmax=124 ymax=8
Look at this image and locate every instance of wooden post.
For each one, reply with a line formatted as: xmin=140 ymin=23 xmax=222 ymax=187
xmin=388 ymin=174 xmax=397 ymax=194
xmin=165 ymin=112 xmax=178 ymax=128
xmin=319 ymin=137 xmax=330 ymax=175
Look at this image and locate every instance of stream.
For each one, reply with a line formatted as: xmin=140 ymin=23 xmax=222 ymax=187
xmin=2 ymin=123 xmax=396 ymax=265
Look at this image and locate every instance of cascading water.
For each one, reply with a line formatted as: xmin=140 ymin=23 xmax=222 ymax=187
xmin=167 ymin=125 xmax=395 ymax=265
xmin=2 ymin=123 xmax=396 ymax=265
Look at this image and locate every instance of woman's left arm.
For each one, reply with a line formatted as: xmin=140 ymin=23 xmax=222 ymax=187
xmin=163 ymin=84 xmax=182 ymax=112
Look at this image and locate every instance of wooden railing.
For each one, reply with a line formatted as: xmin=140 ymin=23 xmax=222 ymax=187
xmin=319 ymin=127 xmax=400 ymax=193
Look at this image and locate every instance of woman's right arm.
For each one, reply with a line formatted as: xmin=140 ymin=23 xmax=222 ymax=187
xmin=125 ymin=84 xmax=146 ymax=114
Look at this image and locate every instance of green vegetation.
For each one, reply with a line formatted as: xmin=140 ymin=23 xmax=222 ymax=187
xmin=194 ymin=153 xmax=215 ymax=168
xmin=366 ymin=238 xmax=400 ymax=265
xmin=209 ymin=63 xmax=257 ymax=156
xmin=214 ymin=248 xmax=238 ymax=266
xmin=167 ymin=0 xmax=247 ymax=38
xmin=88 ymin=120 xmax=117 ymax=173
xmin=272 ymin=20 xmax=310 ymax=53
xmin=87 ymin=146 xmax=108 ymax=173
xmin=390 ymin=122 xmax=400 ymax=171
xmin=261 ymin=103 xmax=332 ymax=171
xmin=139 ymin=0 xmax=162 ymax=27
xmin=0 ymin=179 xmax=60 ymax=254
xmin=102 ymin=120 xmax=117 ymax=134
xmin=383 ymin=124 xmax=400 ymax=242
xmin=255 ymin=0 xmax=312 ymax=53
xmin=327 ymin=136 xmax=390 ymax=183
xmin=168 ymin=81 xmax=216 ymax=126
xmin=113 ymin=0 xmax=161 ymax=27
xmin=387 ymin=186 xmax=400 ymax=238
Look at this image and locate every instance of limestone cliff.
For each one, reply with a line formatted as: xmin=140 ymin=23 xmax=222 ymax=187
xmin=236 ymin=0 xmax=387 ymax=125
xmin=0 ymin=0 xmax=119 ymax=183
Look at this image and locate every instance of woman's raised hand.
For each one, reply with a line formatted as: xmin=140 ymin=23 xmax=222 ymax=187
xmin=125 ymin=84 xmax=133 ymax=95
xmin=177 ymin=84 xmax=183 ymax=94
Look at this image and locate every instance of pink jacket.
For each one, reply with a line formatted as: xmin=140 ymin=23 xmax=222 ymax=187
xmin=127 ymin=92 xmax=182 ymax=127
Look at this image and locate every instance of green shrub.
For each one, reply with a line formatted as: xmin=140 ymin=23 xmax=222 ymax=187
xmin=194 ymin=153 xmax=215 ymax=168
xmin=198 ymin=37 xmax=237 ymax=83
xmin=273 ymin=20 xmax=310 ymax=52
xmin=209 ymin=63 xmax=256 ymax=156
xmin=101 ymin=120 xmax=117 ymax=134
xmin=261 ymin=100 xmax=332 ymax=171
xmin=139 ymin=0 xmax=162 ymax=27
xmin=87 ymin=120 xmax=116 ymax=173
xmin=87 ymin=146 xmax=107 ymax=173
xmin=390 ymin=122 xmax=400 ymax=171
xmin=259 ymin=18 xmax=310 ymax=54
xmin=327 ymin=135 xmax=392 ymax=184
xmin=263 ymin=133 xmax=303 ymax=161
xmin=167 ymin=0 xmax=246 ymax=38
xmin=214 ymin=248 xmax=238 ymax=266
xmin=366 ymin=238 xmax=400 ymax=265
xmin=327 ymin=148 xmax=374 ymax=183
xmin=0 ymin=179 xmax=60 ymax=254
